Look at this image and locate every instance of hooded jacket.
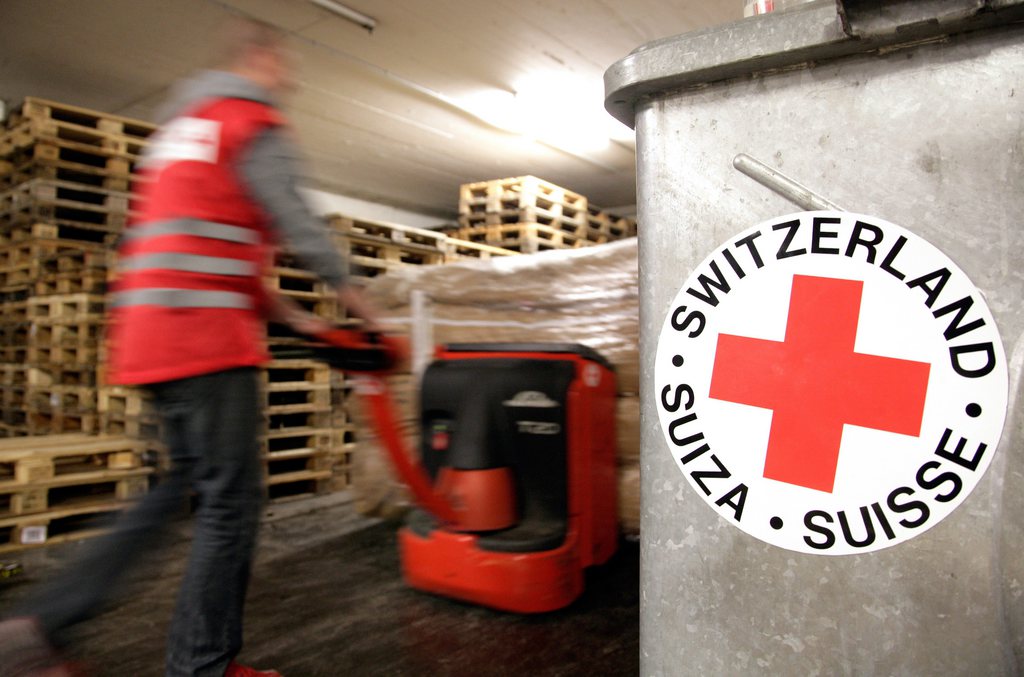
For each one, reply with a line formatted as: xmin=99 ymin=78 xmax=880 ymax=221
xmin=107 ymin=70 xmax=346 ymax=384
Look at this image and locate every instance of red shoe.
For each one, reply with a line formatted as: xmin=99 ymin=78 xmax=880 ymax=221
xmin=225 ymin=660 xmax=282 ymax=677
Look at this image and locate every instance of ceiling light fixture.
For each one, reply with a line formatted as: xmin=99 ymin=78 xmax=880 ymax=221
xmin=459 ymin=72 xmax=634 ymax=156
xmin=308 ymin=0 xmax=377 ymax=33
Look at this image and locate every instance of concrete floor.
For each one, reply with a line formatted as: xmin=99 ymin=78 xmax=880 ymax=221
xmin=0 ymin=495 xmax=639 ymax=676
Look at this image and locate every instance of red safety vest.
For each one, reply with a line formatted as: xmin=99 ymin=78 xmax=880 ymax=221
xmin=106 ymin=97 xmax=284 ymax=385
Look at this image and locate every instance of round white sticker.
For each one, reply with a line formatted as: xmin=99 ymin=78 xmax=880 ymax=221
xmin=655 ymin=212 xmax=1008 ymax=555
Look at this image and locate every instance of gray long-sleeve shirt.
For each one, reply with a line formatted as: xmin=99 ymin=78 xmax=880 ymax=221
xmin=240 ymin=130 xmax=347 ymax=287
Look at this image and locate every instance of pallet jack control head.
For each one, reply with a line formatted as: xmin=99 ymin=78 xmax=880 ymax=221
xmin=309 ymin=328 xmax=409 ymax=373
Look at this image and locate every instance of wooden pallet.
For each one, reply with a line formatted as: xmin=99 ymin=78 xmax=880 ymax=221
xmin=459 ymin=175 xmax=587 ymax=219
xmin=0 ymin=382 xmax=25 ymax=415
xmin=97 ymin=414 xmax=161 ymax=442
xmin=1 ymin=298 xmax=28 ymax=324
xmin=0 ymin=364 xmax=27 ymax=386
xmin=2 ymin=215 xmax=124 ymax=247
xmin=336 ymin=233 xmax=447 ymax=267
xmin=95 ymin=385 xmax=161 ymax=441
xmin=265 ymin=451 xmax=330 ymax=484
xmin=0 ymin=238 xmax=106 ymax=288
xmin=45 ymin=246 xmax=111 ymax=273
xmin=0 ymin=502 xmax=124 ymax=553
xmin=457 ymin=206 xmax=589 ymax=233
xmin=264 ymin=428 xmax=331 ymax=472
xmin=0 ymin=321 xmax=29 ymax=347
xmin=333 ymin=424 xmax=358 ymax=449
xmin=27 ymin=293 xmax=105 ymax=321
xmin=265 ymin=469 xmax=333 ymax=503
xmin=276 ymin=293 xmax=338 ymax=321
xmin=1 ymin=178 xmax=131 ymax=229
xmin=31 ymin=320 xmax=102 ymax=347
xmin=263 ymin=359 xmax=330 ymax=385
xmin=27 ymin=364 xmax=98 ymax=388
xmin=1 ymin=384 xmax=26 ymax=411
xmin=0 ymin=155 xmax=138 ymax=192
xmin=346 ymin=255 xmax=389 ymax=281
xmin=0 ymin=222 xmax=118 ymax=248
xmin=264 ymin=266 xmax=334 ymax=302
xmin=0 ymin=237 xmax=99 ymax=268
xmin=1 ymin=115 xmax=148 ymax=160
xmin=265 ymin=409 xmax=332 ymax=432
xmin=262 ymin=426 xmax=333 ymax=456
xmin=0 ymin=266 xmax=32 ymax=289
xmin=27 ymin=344 xmax=100 ymax=367
xmin=26 ymin=410 xmax=98 ymax=436
xmin=325 ymin=429 xmax=356 ymax=489
xmin=97 ymin=385 xmax=151 ymax=418
xmin=0 ymin=350 xmax=27 ymax=367
xmin=327 ymin=215 xmax=447 ymax=273
xmin=26 ymin=385 xmax=97 ymax=412
xmin=328 ymin=215 xmax=447 ymax=252
xmin=265 ymin=384 xmax=331 ymax=414
xmin=586 ymin=205 xmax=637 ymax=240
xmin=0 ymin=137 xmax=133 ymax=178
xmin=33 ymin=268 xmax=107 ymax=296
xmin=0 ymin=434 xmax=144 ymax=483
xmin=13 ymin=97 xmax=156 ymax=143
xmin=455 ymin=222 xmax=595 ymax=254
xmin=443 ymin=237 xmax=519 ymax=261
xmin=0 ymin=420 xmax=27 ymax=441
xmin=0 ymin=466 xmax=150 ymax=518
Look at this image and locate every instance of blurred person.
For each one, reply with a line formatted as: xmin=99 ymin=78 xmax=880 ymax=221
xmin=0 ymin=15 xmax=380 ymax=677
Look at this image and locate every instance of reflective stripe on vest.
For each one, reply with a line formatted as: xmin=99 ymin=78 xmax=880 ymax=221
xmin=110 ymin=288 xmax=253 ymax=309
xmin=120 ymin=218 xmax=261 ymax=245
xmin=119 ymin=253 xmax=257 ymax=277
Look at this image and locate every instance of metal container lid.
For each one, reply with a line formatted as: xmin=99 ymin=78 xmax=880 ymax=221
xmin=604 ymin=0 xmax=1024 ymax=127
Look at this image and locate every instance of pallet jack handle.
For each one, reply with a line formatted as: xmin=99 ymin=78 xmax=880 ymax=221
xmin=309 ymin=328 xmax=460 ymax=525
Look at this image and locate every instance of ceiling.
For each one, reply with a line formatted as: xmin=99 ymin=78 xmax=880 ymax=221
xmin=0 ymin=0 xmax=741 ymax=220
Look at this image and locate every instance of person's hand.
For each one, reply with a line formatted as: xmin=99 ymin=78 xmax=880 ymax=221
xmin=336 ymin=285 xmax=383 ymax=333
xmin=287 ymin=310 xmax=332 ymax=338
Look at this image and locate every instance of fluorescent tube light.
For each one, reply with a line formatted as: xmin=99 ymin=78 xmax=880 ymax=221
xmin=308 ymin=0 xmax=377 ymax=32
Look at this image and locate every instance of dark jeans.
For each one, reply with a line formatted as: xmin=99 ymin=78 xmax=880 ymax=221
xmin=19 ymin=367 xmax=264 ymax=677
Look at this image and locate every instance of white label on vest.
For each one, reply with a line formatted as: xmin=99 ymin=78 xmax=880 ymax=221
xmin=654 ymin=211 xmax=1008 ymax=556
xmin=142 ymin=117 xmax=222 ymax=169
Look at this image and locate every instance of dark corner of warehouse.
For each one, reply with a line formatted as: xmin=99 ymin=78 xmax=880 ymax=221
xmin=1 ymin=1 xmax=1022 ymax=676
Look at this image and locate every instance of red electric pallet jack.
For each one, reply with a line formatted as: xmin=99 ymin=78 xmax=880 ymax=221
xmin=304 ymin=330 xmax=619 ymax=613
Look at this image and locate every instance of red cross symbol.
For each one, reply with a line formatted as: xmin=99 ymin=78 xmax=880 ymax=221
xmin=709 ymin=274 xmax=930 ymax=493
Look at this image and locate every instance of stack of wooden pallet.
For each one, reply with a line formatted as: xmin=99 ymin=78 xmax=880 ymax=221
xmin=457 ymin=175 xmax=636 ymax=253
xmin=326 ymin=213 xmax=517 ymax=270
xmin=260 ymin=248 xmax=344 ymax=501
xmin=586 ymin=203 xmax=638 ymax=243
xmin=0 ymin=98 xmax=152 ymax=441
xmin=329 ymin=215 xmax=447 ymax=279
xmin=0 ymin=98 xmax=156 ymax=548
xmin=260 ymin=359 xmax=337 ymax=501
xmin=0 ymin=434 xmax=152 ymax=552
xmin=96 ymin=386 xmax=161 ymax=464
xmin=263 ymin=217 xmax=432 ymax=501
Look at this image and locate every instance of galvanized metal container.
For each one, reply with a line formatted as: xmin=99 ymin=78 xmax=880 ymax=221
xmin=606 ymin=2 xmax=1024 ymax=674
